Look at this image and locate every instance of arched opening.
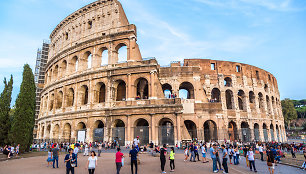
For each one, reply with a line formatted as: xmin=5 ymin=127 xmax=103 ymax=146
xmin=136 ymin=78 xmax=149 ymax=100
xmin=249 ymin=91 xmax=255 ymax=103
xmin=79 ymin=85 xmax=89 ymax=105
xmin=71 ymin=56 xmax=78 ymax=72
xmin=44 ymin=96 xmax=48 ymax=112
xmin=266 ymin=95 xmax=271 ymax=113
xmin=224 ymin=77 xmax=232 ymax=87
xmin=56 ymin=91 xmax=63 ymax=109
xmin=93 ymin=120 xmax=104 ymax=142
xmin=204 ymin=120 xmax=218 ymax=142
xmin=264 ymin=84 xmax=268 ymax=92
xmin=228 ymin=121 xmax=238 ymax=142
xmin=101 ymin=48 xmax=108 ymax=66
xmin=61 ymin=60 xmax=67 ymax=76
xmin=54 ymin=65 xmax=58 ymax=79
xmin=95 ymin=82 xmax=106 ymax=103
xmin=270 ymin=124 xmax=275 ymax=141
xmin=254 ymin=123 xmax=260 ymax=141
xmin=258 ymin=93 xmax=264 ymax=110
xmin=84 ymin=51 xmax=92 ymax=69
xmin=77 ymin=122 xmax=87 ymax=143
xmin=162 ymin=83 xmax=173 ymax=98
xmin=48 ymin=69 xmax=52 ymax=82
xmin=41 ymin=126 xmax=45 ymax=139
xmin=158 ymin=118 xmax=174 ymax=145
xmin=184 ymin=120 xmax=197 ymax=140
xmin=211 ymin=88 xmax=221 ymax=102
xmin=46 ymin=125 xmax=51 ymax=140
xmin=63 ymin=123 xmax=71 ymax=142
xmin=272 ymin=96 xmax=276 ymax=116
xmin=53 ymin=124 xmax=60 ymax=140
xmin=116 ymin=80 xmax=126 ymax=101
xmin=238 ymin=90 xmax=246 ymax=110
xmin=241 ymin=122 xmax=251 ymax=142
xmin=134 ymin=119 xmax=149 ymax=145
xmin=276 ymin=124 xmax=280 ymax=142
xmin=112 ymin=119 xmax=126 ymax=146
xmin=66 ymin=88 xmax=74 ymax=107
xmin=263 ymin=123 xmax=268 ymax=142
xmin=49 ymin=94 xmax=54 ymax=111
xmin=116 ymin=43 xmax=128 ymax=63
xmin=179 ymin=82 xmax=194 ymax=99
xmin=226 ymin=90 xmax=234 ymax=109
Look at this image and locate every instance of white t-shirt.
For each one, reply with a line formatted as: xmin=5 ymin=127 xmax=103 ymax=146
xmin=259 ymin=146 xmax=263 ymax=152
xmin=88 ymin=156 xmax=97 ymax=169
xmin=74 ymin=147 xmax=79 ymax=154
xmin=201 ymin=146 xmax=206 ymax=154
xmin=134 ymin=138 xmax=139 ymax=146
xmin=247 ymin=151 xmax=255 ymax=161
xmin=233 ymin=149 xmax=236 ymax=156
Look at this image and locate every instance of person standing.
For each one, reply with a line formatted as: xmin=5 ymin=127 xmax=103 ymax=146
xmin=247 ymin=147 xmax=257 ymax=172
xmin=194 ymin=144 xmax=200 ymax=161
xmin=259 ymin=145 xmax=264 ymax=161
xmin=65 ymin=148 xmax=76 ymax=174
xmin=267 ymin=148 xmax=275 ymax=174
xmin=228 ymin=146 xmax=233 ymax=164
xmin=216 ymin=147 xmax=223 ymax=171
xmin=210 ymin=144 xmax=218 ymax=173
xmin=84 ymin=143 xmax=89 ymax=156
xmin=169 ymin=147 xmax=175 ymax=172
xmin=184 ymin=147 xmax=189 ymax=162
xmin=189 ymin=143 xmax=195 ymax=162
xmin=291 ymin=145 xmax=296 ymax=158
xmin=221 ymin=145 xmax=229 ymax=174
xmin=86 ymin=151 xmax=97 ymax=174
xmin=133 ymin=136 xmax=140 ymax=152
xmin=98 ymin=143 xmax=102 ymax=157
xmin=52 ymin=143 xmax=59 ymax=168
xmin=115 ymin=148 xmax=124 ymax=174
xmin=129 ymin=145 xmax=138 ymax=174
xmin=73 ymin=145 xmax=79 ymax=167
xmin=201 ymin=144 xmax=208 ymax=163
xmin=235 ymin=146 xmax=240 ymax=165
xmin=160 ymin=144 xmax=167 ymax=173
xmin=16 ymin=144 xmax=20 ymax=157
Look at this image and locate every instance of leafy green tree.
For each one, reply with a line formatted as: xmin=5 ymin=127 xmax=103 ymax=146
xmin=297 ymin=107 xmax=306 ymax=118
xmin=281 ymin=98 xmax=298 ymax=130
xmin=0 ymin=75 xmax=13 ymax=145
xmin=10 ymin=64 xmax=35 ymax=152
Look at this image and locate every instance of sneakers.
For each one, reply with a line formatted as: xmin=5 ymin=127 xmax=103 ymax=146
xmin=223 ymin=172 xmax=228 ymax=174
xmin=162 ymin=171 xmax=167 ymax=173
xmin=213 ymin=171 xmax=218 ymax=173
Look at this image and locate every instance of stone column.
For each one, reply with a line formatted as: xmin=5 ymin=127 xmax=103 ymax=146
xmin=150 ymin=70 xmax=157 ymax=99
xmin=127 ymin=73 xmax=133 ymax=100
xmin=127 ymin=115 xmax=131 ymax=146
xmin=150 ymin=114 xmax=156 ymax=145
xmin=176 ymin=113 xmax=181 ymax=146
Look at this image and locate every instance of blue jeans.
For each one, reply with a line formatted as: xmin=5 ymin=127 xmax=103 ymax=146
xmin=236 ymin=154 xmax=240 ymax=164
xmin=233 ymin=156 xmax=238 ymax=165
xmin=190 ymin=151 xmax=195 ymax=161
xmin=75 ymin=154 xmax=78 ymax=167
xmin=212 ymin=158 xmax=217 ymax=171
xmin=53 ymin=156 xmax=58 ymax=168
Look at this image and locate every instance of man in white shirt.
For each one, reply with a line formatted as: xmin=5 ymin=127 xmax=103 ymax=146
xmin=133 ymin=136 xmax=140 ymax=151
xmin=258 ymin=145 xmax=264 ymax=161
xmin=74 ymin=145 xmax=79 ymax=167
xmin=246 ymin=147 xmax=257 ymax=172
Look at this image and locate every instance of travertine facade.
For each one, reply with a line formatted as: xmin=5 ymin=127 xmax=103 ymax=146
xmin=36 ymin=0 xmax=286 ymax=146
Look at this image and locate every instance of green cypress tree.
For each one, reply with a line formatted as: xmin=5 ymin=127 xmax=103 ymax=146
xmin=0 ymin=75 xmax=13 ymax=145
xmin=10 ymin=64 xmax=35 ymax=152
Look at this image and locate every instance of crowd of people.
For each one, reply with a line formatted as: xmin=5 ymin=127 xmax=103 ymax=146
xmin=0 ymin=144 xmax=19 ymax=159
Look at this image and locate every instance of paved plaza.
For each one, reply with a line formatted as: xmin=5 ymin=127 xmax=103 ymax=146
xmin=0 ymin=151 xmax=303 ymax=174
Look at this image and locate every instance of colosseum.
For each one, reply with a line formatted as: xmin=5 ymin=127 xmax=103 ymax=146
xmin=36 ymin=0 xmax=286 ymax=146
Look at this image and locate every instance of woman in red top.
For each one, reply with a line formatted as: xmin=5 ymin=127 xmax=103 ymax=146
xmin=115 ymin=148 xmax=124 ymax=174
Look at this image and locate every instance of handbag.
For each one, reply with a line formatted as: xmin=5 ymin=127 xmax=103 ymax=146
xmin=71 ymin=162 xmax=76 ymax=167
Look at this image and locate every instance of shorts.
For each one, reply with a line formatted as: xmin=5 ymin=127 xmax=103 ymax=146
xmin=229 ymin=155 xmax=232 ymax=159
xmin=268 ymin=163 xmax=275 ymax=170
xmin=47 ymin=157 xmax=53 ymax=162
xmin=202 ymin=153 xmax=206 ymax=158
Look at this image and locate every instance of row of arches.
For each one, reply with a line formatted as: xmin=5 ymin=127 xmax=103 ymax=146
xmin=162 ymin=82 xmax=195 ymax=99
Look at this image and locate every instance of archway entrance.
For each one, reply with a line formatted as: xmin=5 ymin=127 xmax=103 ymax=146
xmin=134 ymin=119 xmax=149 ymax=145
xmin=241 ymin=122 xmax=251 ymax=142
xmin=184 ymin=120 xmax=197 ymax=140
xmin=63 ymin=123 xmax=71 ymax=142
xmin=254 ymin=123 xmax=260 ymax=141
xmin=158 ymin=118 xmax=174 ymax=145
xmin=270 ymin=124 xmax=275 ymax=141
xmin=53 ymin=124 xmax=60 ymax=141
xmin=204 ymin=120 xmax=218 ymax=142
xmin=93 ymin=120 xmax=104 ymax=142
xmin=112 ymin=119 xmax=125 ymax=146
xmin=263 ymin=124 xmax=268 ymax=142
xmin=136 ymin=78 xmax=149 ymax=99
xmin=228 ymin=121 xmax=238 ymax=142
xmin=77 ymin=122 xmax=86 ymax=143
xmin=276 ymin=125 xmax=280 ymax=142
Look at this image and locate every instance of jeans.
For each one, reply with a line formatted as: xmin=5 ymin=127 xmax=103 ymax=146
xmin=260 ymin=152 xmax=264 ymax=161
xmin=212 ymin=158 xmax=217 ymax=172
xmin=66 ymin=167 xmax=74 ymax=174
xmin=190 ymin=151 xmax=195 ymax=161
xmin=160 ymin=158 xmax=166 ymax=171
xmin=116 ymin=162 xmax=122 ymax=174
xmin=53 ymin=156 xmax=58 ymax=168
xmin=88 ymin=169 xmax=95 ymax=174
xmin=131 ymin=160 xmax=138 ymax=174
xmin=216 ymin=156 xmax=222 ymax=170
xmin=195 ymin=151 xmax=200 ymax=161
xmin=233 ymin=156 xmax=238 ymax=165
xmin=222 ymin=158 xmax=228 ymax=173
xmin=75 ymin=154 xmax=78 ymax=167
xmin=170 ymin=159 xmax=175 ymax=170
xmin=249 ymin=160 xmax=256 ymax=171
xmin=98 ymin=150 xmax=101 ymax=157
xmin=236 ymin=154 xmax=240 ymax=164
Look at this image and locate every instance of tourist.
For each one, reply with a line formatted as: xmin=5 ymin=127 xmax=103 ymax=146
xmin=301 ymin=148 xmax=306 ymax=170
xmin=189 ymin=143 xmax=195 ymax=162
xmin=160 ymin=144 xmax=167 ymax=173
xmin=184 ymin=147 xmax=189 ymax=162
xmin=215 ymin=146 xmax=223 ymax=171
xmin=235 ymin=146 xmax=240 ymax=165
xmin=84 ymin=143 xmax=89 ymax=156
xmin=133 ymin=136 xmax=140 ymax=152
xmin=52 ymin=143 xmax=59 ymax=168
xmin=16 ymin=144 xmax=20 ymax=157
xmin=267 ymin=147 xmax=275 ymax=174
xmin=228 ymin=146 xmax=233 ymax=164
xmin=3 ymin=145 xmax=11 ymax=159
xmin=73 ymin=145 xmax=79 ymax=167
xmin=98 ymin=143 xmax=102 ymax=157
xmin=115 ymin=148 xmax=124 ymax=174
xmin=47 ymin=148 xmax=53 ymax=167
xmin=247 ymin=147 xmax=257 ymax=172
xmin=194 ymin=144 xmax=200 ymax=161
xmin=290 ymin=145 xmax=296 ymax=158
xmin=65 ymin=148 xmax=76 ymax=174
xmin=169 ymin=147 xmax=175 ymax=172
xmin=201 ymin=144 xmax=208 ymax=163
xmin=210 ymin=144 xmax=218 ymax=173
xmin=259 ymin=144 xmax=264 ymax=161
xmin=129 ymin=145 xmax=138 ymax=174
xmin=221 ymin=145 xmax=229 ymax=174
xmin=86 ymin=151 xmax=97 ymax=174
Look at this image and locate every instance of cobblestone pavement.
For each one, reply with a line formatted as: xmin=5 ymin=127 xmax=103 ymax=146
xmin=0 ymin=151 xmax=304 ymax=174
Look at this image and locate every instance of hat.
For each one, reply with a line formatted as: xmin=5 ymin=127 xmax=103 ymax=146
xmin=137 ymin=136 xmax=139 ymax=138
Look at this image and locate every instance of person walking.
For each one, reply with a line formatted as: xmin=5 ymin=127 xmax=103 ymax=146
xmin=52 ymin=143 xmax=59 ymax=168
xmin=267 ymin=148 xmax=275 ymax=174
xmin=291 ymin=145 xmax=296 ymax=158
xmin=115 ymin=148 xmax=124 ymax=174
xmin=201 ymin=144 xmax=208 ymax=163
xmin=65 ymin=148 xmax=76 ymax=174
xmin=86 ymin=151 xmax=97 ymax=174
xmin=16 ymin=144 xmax=20 ymax=157
xmin=84 ymin=143 xmax=89 ymax=156
xmin=221 ymin=145 xmax=229 ymax=174
xmin=228 ymin=146 xmax=233 ymax=164
xmin=189 ymin=143 xmax=195 ymax=162
xmin=47 ymin=149 xmax=53 ymax=167
xmin=259 ymin=144 xmax=264 ymax=161
xmin=160 ymin=144 xmax=167 ymax=173
xmin=210 ymin=144 xmax=218 ymax=173
xmin=247 ymin=147 xmax=257 ymax=172
xmin=129 ymin=145 xmax=138 ymax=174
xmin=98 ymin=143 xmax=102 ymax=157
xmin=235 ymin=146 xmax=240 ymax=165
xmin=184 ymin=147 xmax=189 ymax=162
xmin=73 ymin=145 xmax=79 ymax=167
xmin=169 ymin=147 xmax=175 ymax=172
xmin=216 ymin=147 xmax=223 ymax=171
xmin=194 ymin=144 xmax=200 ymax=161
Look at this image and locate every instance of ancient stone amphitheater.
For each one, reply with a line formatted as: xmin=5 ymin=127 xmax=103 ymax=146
xmin=37 ymin=0 xmax=286 ymax=146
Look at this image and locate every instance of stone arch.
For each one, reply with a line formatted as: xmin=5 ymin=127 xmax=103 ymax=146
xmin=258 ymin=92 xmax=264 ymax=110
xmin=115 ymin=80 xmax=126 ymax=101
xmin=94 ymin=82 xmax=106 ymax=103
xmin=204 ymin=120 xmax=218 ymax=142
xmin=211 ymin=88 xmax=221 ymax=102
xmin=83 ymin=51 xmax=92 ymax=69
xmin=266 ymin=95 xmax=271 ymax=113
xmin=63 ymin=123 xmax=71 ymax=142
xmin=184 ymin=120 xmax=197 ymax=140
xmin=270 ymin=124 xmax=275 ymax=141
xmin=162 ymin=83 xmax=173 ymax=98
xmin=61 ymin=60 xmax=67 ymax=76
xmin=112 ymin=119 xmax=126 ymax=146
xmin=249 ymin=91 xmax=255 ymax=103
xmin=46 ymin=125 xmax=51 ymax=140
xmin=77 ymin=122 xmax=87 ymax=130
xmin=241 ymin=122 xmax=251 ymax=142
xmin=238 ymin=90 xmax=246 ymax=111
xmin=263 ymin=123 xmax=268 ymax=142
xmin=93 ymin=120 xmax=104 ymax=142
xmin=116 ymin=43 xmax=128 ymax=63
xmin=98 ymin=47 xmax=109 ymax=66
xmin=264 ymin=84 xmax=268 ymax=92
xmin=134 ymin=118 xmax=149 ymax=145
xmin=228 ymin=121 xmax=238 ymax=141
xmin=53 ymin=124 xmax=60 ymax=140
xmin=254 ymin=123 xmax=260 ymax=141
xmin=53 ymin=65 xmax=59 ymax=79
xmin=224 ymin=77 xmax=232 ymax=87
xmin=179 ymin=82 xmax=194 ymax=99
xmin=49 ymin=93 xmax=54 ymax=111
xmin=66 ymin=88 xmax=74 ymax=107
xmin=41 ymin=126 xmax=45 ymax=139
xmin=79 ymin=85 xmax=89 ymax=105
xmin=276 ymin=124 xmax=280 ymax=142
xmin=225 ymin=89 xmax=234 ymax=109
xmin=70 ymin=56 xmax=78 ymax=72
xmin=56 ymin=91 xmax=63 ymax=109
xmin=135 ymin=78 xmax=149 ymax=99
xmin=48 ymin=69 xmax=52 ymax=82
xmin=158 ymin=118 xmax=174 ymax=145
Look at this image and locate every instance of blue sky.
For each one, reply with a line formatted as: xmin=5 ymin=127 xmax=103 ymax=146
xmin=0 ymin=0 xmax=306 ymax=105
